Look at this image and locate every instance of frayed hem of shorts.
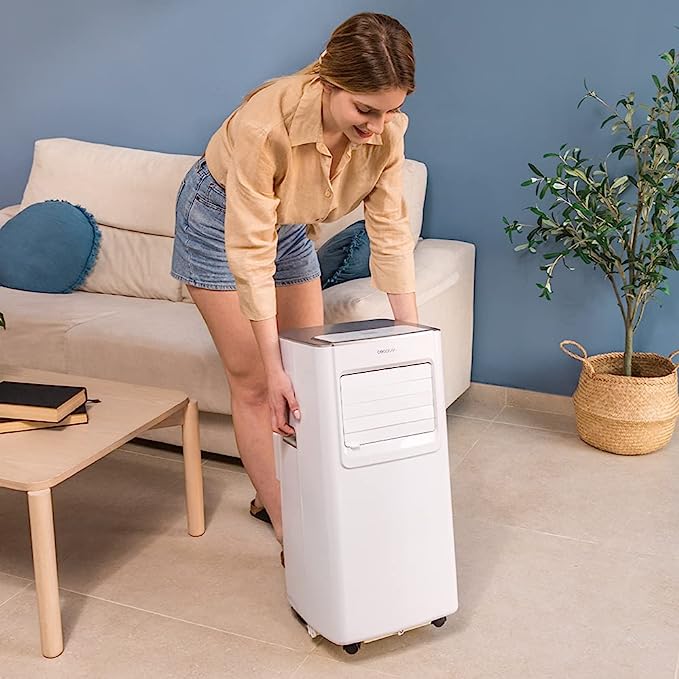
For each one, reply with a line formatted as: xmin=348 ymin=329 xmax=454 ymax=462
xmin=170 ymin=272 xmax=238 ymax=291
xmin=171 ymin=271 xmax=321 ymax=291
xmin=274 ymin=273 xmax=321 ymax=287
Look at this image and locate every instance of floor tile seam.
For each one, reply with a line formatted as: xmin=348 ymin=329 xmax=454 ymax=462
xmin=0 ymin=579 xmax=34 ymax=610
xmin=492 ymin=405 xmax=505 ymax=423
xmin=0 ymin=569 xmax=33 ymax=584
xmin=453 ymin=438 xmax=482 ymax=472
xmin=505 ymin=404 xmax=575 ymax=417
xmin=58 ymin=586 xmax=306 ymax=654
xmin=289 ymin=654 xmax=311 ymax=678
xmin=201 ymin=464 xmax=252 ymax=478
xmin=452 ymin=513 xmax=604 ymax=546
xmin=489 ymin=415 xmax=578 ymax=436
xmin=447 ymin=412 xmax=496 ymax=424
xmin=117 ymin=448 xmax=187 ymax=466
xmin=453 ymin=516 xmax=679 ymax=561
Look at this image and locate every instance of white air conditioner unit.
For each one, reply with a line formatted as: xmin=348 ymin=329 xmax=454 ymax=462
xmin=274 ymin=319 xmax=458 ymax=654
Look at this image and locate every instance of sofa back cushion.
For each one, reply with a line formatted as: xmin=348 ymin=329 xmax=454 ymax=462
xmin=79 ymin=225 xmax=182 ymax=301
xmin=21 ymin=138 xmax=198 ymax=237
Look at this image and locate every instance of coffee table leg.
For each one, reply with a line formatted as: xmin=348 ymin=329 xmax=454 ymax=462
xmin=27 ymin=488 xmax=63 ymax=658
xmin=182 ymin=399 xmax=205 ymax=537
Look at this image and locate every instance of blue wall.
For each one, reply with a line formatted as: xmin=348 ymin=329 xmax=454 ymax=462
xmin=2 ymin=1 xmax=677 ymax=394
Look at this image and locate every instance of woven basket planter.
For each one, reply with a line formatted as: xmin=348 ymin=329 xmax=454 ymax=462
xmin=560 ymin=341 xmax=679 ymax=455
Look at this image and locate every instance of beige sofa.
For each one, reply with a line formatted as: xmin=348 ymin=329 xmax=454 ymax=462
xmin=0 ymin=138 xmax=475 ymax=457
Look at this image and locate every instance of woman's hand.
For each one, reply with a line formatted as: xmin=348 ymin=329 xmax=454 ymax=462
xmin=267 ymin=369 xmax=300 ymax=436
xmin=249 ymin=317 xmax=300 ymax=436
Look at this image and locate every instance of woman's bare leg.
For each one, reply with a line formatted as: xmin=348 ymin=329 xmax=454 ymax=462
xmin=187 ymin=286 xmax=284 ymax=542
xmin=187 ymin=278 xmax=323 ymax=544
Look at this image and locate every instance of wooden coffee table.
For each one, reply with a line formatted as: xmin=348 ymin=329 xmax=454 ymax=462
xmin=0 ymin=366 xmax=205 ymax=659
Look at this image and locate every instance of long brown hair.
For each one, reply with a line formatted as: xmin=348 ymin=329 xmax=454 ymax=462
xmin=305 ymin=13 xmax=415 ymax=93
xmin=243 ymin=13 xmax=415 ymax=104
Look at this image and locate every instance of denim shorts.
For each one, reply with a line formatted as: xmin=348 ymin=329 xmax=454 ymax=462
xmin=171 ymin=158 xmax=321 ymax=290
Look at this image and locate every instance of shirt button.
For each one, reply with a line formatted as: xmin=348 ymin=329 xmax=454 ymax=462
xmin=324 ymin=189 xmax=331 ymax=198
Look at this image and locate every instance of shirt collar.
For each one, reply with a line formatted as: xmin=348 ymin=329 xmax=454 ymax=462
xmin=289 ymin=77 xmax=383 ymax=147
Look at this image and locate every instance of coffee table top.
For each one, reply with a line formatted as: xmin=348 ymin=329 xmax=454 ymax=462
xmin=0 ymin=366 xmax=188 ymax=492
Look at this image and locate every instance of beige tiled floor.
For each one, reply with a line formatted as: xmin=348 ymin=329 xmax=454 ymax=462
xmin=1 ymin=402 xmax=678 ymax=678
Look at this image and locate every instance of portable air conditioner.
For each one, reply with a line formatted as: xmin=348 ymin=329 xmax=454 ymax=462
xmin=274 ymin=319 xmax=458 ymax=654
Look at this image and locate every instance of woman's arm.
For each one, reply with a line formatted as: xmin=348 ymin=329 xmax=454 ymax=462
xmin=223 ymin=123 xmax=298 ymax=435
xmin=363 ymin=114 xmax=418 ymax=312
xmin=388 ymin=291 xmax=419 ymax=324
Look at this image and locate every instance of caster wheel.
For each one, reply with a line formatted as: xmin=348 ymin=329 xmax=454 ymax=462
xmin=343 ymin=643 xmax=361 ymax=655
xmin=306 ymin=624 xmax=318 ymax=639
xmin=431 ymin=617 xmax=447 ymax=628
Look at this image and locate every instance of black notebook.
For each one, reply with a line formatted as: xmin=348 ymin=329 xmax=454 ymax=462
xmin=0 ymin=404 xmax=89 ymax=434
xmin=0 ymin=381 xmax=87 ymax=422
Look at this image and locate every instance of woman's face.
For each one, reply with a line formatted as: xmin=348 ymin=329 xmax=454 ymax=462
xmin=322 ymin=85 xmax=408 ymax=145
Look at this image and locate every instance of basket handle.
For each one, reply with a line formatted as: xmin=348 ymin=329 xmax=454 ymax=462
xmin=669 ymin=349 xmax=679 ymax=370
xmin=560 ymin=340 xmax=594 ymax=375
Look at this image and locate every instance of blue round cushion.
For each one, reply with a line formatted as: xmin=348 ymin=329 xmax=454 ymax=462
xmin=0 ymin=200 xmax=101 ymax=293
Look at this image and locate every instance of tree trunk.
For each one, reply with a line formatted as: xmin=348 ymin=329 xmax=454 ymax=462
xmin=624 ymin=320 xmax=634 ymax=377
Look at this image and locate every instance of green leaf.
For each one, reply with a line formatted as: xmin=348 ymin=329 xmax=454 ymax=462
xmin=611 ymin=176 xmax=629 ymax=191
xmin=600 ymin=114 xmax=617 ymax=128
xmin=528 ymin=163 xmax=544 ymax=177
xmin=514 ymin=243 xmax=530 ymax=251
xmin=565 ymin=167 xmax=588 ymax=182
xmin=653 ymin=74 xmax=662 ymax=90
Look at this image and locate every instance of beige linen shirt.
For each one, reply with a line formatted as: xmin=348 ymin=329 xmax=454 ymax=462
xmin=204 ymin=73 xmax=416 ymax=321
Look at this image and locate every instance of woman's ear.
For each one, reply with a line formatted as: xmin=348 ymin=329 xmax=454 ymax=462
xmin=320 ymin=80 xmax=336 ymax=95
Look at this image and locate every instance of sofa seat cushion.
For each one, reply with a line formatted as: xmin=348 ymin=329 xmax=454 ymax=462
xmin=0 ymin=288 xmax=229 ymax=413
xmin=0 ymin=287 xmax=136 ymax=372
xmin=322 ymin=239 xmax=472 ymax=323
xmin=63 ymin=297 xmax=230 ymax=414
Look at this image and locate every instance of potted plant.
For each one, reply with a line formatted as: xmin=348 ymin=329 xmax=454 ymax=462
xmin=504 ymin=48 xmax=679 ymax=455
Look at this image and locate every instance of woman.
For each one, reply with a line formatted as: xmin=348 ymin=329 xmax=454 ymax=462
xmin=171 ymin=12 xmax=419 ymax=559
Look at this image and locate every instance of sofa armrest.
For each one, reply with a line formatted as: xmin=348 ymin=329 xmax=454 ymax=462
xmin=0 ymin=204 xmax=22 ymax=229
xmin=412 ymin=238 xmax=475 ymax=304
xmin=322 ymin=237 xmax=475 ymax=319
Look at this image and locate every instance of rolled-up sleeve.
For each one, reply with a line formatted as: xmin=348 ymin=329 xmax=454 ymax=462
xmin=224 ymin=123 xmax=280 ymax=321
xmin=363 ymin=115 xmax=416 ymax=294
